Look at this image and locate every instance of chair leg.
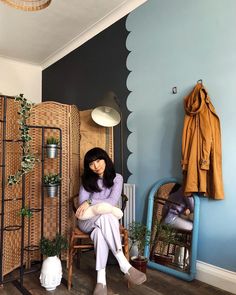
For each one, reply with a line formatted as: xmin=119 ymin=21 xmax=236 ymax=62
xmin=68 ymin=234 xmax=75 ymax=291
xmin=122 ymin=229 xmax=131 ymax=288
xmin=123 ymin=229 xmax=129 ymax=261
xmin=68 ymin=249 xmax=73 ymax=290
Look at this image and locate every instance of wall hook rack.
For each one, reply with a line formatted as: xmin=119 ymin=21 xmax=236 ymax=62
xmin=197 ymin=79 xmax=203 ymax=84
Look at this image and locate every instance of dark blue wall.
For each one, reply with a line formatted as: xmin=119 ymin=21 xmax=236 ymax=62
xmin=42 ymin=16 xmax=131 ymax=181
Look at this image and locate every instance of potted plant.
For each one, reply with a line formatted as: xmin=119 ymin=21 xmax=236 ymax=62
xmin=18 ymin=206 xmax=33 ymax=218
xmin=39 ymin=234 xmax=68 ymax=291
xmin=43 ymin=173 xmax=61 ymax=197
xmin=45 ymin=136 xmax=60 ymax=158
xmin=150 ymin=221 xmax=177 ymax=266
xmin=128 ymin=222 xmax=151 ymax=273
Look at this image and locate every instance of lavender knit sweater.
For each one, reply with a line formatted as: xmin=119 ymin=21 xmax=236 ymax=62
xmin=78 ymin=173 xmax=123 ymax=206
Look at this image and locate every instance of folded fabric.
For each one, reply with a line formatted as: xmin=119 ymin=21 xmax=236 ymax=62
xmin=76 ymin=202 xmax=123 ymax=220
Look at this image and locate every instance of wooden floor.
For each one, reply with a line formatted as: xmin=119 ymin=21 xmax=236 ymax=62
xmin=0 ymin=251 xmax=233 ymax=295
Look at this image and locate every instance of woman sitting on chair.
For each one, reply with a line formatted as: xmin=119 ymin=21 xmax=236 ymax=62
xmin=76 ymin=147 xmax=146 ymax=295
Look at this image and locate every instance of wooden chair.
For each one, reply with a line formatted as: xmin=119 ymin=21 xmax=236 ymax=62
xmin=67 ymin=196 xmax=129 ymax=291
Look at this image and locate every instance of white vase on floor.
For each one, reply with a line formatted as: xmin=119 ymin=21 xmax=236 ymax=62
xmin=39 ymin=256 xmax=62 ymax=291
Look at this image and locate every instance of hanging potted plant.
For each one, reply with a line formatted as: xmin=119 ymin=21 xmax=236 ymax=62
xmin=150 ymin=221 xmax=177 ymax=266
xmin=39 ymin=234 xmax=68 ymax=291
xmin=43 ymin=173 xmax=61 ymax=197
xmin=128 ymin=222 xmax=151 ymax=274
xmin=45 ymin=136 xmax=60 ymax=158
xmin=18 ymin=206 xmax=33 ymax=218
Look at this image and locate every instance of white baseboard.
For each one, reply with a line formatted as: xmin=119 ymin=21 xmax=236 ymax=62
xmin=196 ymin=260 xmax=236 ymax=294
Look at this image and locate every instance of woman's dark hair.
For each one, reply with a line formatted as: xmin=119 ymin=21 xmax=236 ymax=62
xmin=169 ymin=183 xmax=181 ymax=195
xmin=82 ymin=147 xmax=116 ymax=193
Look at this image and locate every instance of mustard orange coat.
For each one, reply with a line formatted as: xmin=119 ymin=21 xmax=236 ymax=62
xmin=181 ymin=83 xmax=224 ymax=199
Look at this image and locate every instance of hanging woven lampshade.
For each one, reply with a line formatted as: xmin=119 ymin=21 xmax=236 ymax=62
xmin=0 ymin=0 xmax=51 ymax=11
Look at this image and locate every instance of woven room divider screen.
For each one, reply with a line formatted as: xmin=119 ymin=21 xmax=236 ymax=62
xmin=0 ymin=97 xmax=31 ymax=277
xmin=0 ymin=98 xmax=113 ymax=279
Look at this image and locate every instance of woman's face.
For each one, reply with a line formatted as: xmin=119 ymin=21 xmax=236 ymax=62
xmin=89 ymin=158 xmax=106 ymax=177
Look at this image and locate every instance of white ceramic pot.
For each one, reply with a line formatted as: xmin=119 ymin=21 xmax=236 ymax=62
xmin=39 ymin=256 xmax=62 ymax=291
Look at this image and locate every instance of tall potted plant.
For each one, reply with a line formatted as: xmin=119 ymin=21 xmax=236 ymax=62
xmin=128 ymin=222 xmax=151 ymax=273
xmin=39 ymin=234 xmax=68 ymax=291
xmin=43 ymin=173 xmax=61 ymax=197
xmin=46 ymin=136 xmax=60 ymax=158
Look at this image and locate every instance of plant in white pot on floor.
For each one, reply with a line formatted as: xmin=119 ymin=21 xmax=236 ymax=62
xmin=43 ymin=173 xmax=61 ymax=197
xmin=39 ymin=233 xmax=68 ymax=291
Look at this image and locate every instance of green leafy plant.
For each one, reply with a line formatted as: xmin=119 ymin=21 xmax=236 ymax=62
xmin=46 ymin=136 xmax=60 ymax=145
xmin=150 ymin=221 xmax=177 ymax=258
xmin=39 ymin=234 xmax=68 ymax=257
xmin=19 ymin=207 xmax=33 ymax=218
xmin=8 ymin=94 xmax=38 ymax=185
xmin=43 ymin=173 xmax=61 ymax=186
xmin=129 ymin=222 xmax=151 ymax=259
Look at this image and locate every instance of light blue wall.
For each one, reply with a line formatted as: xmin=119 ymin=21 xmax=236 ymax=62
xmin=126 ymin=0 xmax=236 ymax=272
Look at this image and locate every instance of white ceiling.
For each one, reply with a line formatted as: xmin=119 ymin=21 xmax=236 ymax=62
xmin=0 ymin=0 xmax=146 ymax=69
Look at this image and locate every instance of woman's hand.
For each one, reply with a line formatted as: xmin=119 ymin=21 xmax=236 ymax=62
xmin=76 ymin=201 xmax=90 ymax=219
xmin=184 ymin=209 xmax=191 ymax=216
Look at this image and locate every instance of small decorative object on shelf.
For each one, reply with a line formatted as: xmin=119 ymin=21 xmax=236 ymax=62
xmin=39 ymin=234 xmax=68 ymax=291
xmin=8 ymin=94 xmax=38 ymax=185
xmin=128 ymin=222 xmax=151 ymax=273
xmin=46 ymin=136 xmax=60 ymax=158
xmin=43 ymin=173 xmax=61 ymax=197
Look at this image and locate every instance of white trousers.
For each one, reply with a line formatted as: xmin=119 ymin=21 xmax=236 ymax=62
xmin=78 ymin=213 xmax=122 ymax=270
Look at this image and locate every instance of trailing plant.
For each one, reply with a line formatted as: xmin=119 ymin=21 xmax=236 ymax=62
xmin=39 ymin=234 xmax=68 ymax=257
xmin=8 ymin=94 xmax=38 ymax=185
xmin=44 ymin=173 xmax=61 ymax=186
xmin=19 ymin=206 xmax=33 ymax=218
xmin=46 ymin=136 xmax=60 ymax=145
xmin=128 ymin=222 xmax=151 ymax=259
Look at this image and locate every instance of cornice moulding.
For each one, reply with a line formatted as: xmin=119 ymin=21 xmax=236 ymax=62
xmin=41 ymin=0 xmax=147 ymax=69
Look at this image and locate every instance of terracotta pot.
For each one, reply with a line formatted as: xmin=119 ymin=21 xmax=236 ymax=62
xmin=130 ymin=256 xmax=148 ymax=273
xmin=154 ymin=254 xmax=172 ymax=266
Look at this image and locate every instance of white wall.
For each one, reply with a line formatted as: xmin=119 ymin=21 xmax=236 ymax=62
xmin=0 ymin=56 xmax=41 ymax=103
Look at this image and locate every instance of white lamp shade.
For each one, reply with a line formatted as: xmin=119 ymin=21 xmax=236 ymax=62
xmin=91 ymin=106 xmax=121 ymax=127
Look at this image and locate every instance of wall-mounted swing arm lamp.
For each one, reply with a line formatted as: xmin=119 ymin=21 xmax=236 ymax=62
xmin=91 ymin=91 xmax=124 ymax=177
